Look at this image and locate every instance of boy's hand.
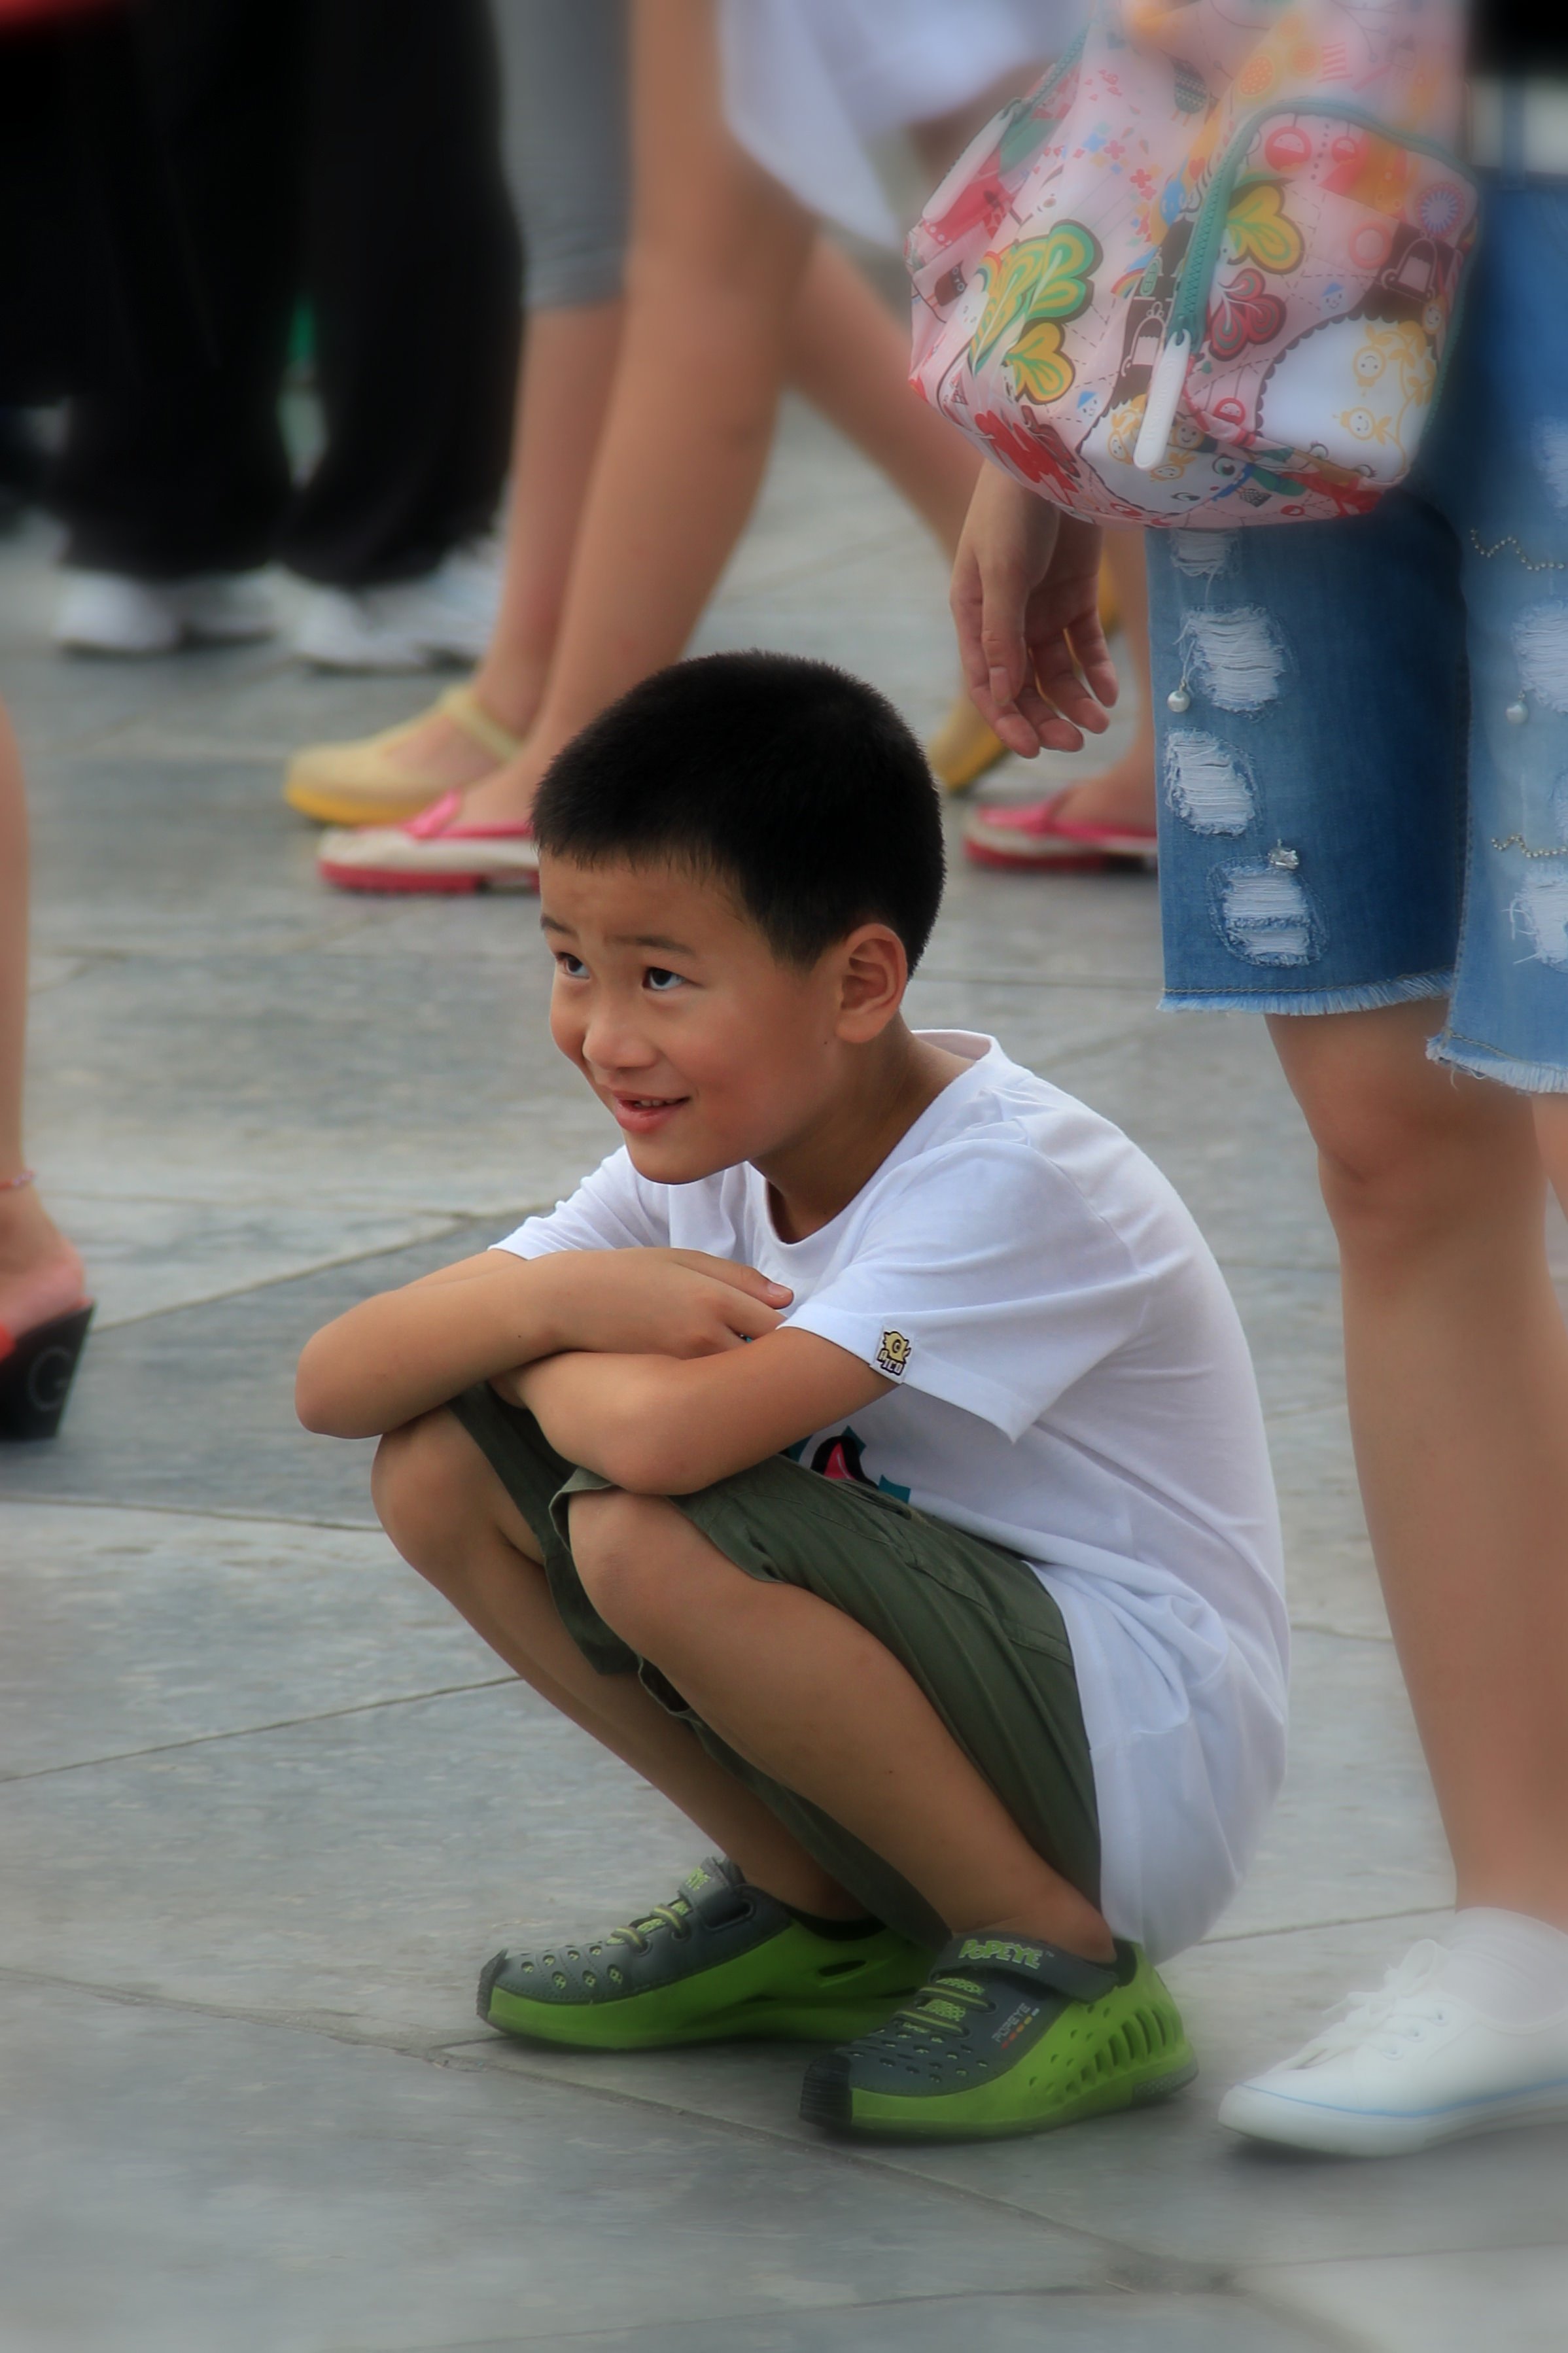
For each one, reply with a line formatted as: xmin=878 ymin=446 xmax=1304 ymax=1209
xmin=529 ymin=1247 xmax=792 ymax=1363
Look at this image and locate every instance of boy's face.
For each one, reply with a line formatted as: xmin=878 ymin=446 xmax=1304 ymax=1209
xmin=539 ymin=853 xmax=880 ymax=1184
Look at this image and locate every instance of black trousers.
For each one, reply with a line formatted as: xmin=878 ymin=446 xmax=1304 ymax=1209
xmin=51 ymin=0 xmax=521 ymax=587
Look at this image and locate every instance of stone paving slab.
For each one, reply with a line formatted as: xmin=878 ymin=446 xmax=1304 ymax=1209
xmin=500 ymin=2294 xmax=1332 ymax=2353
xmin=0 ymin=1504 xmax=498 ymax=1777
xmin=1 ymin=1984 xmax=1137 ymax=2353
xmin=0 ymin=1222 xmax=502 ymax=1522
xmin=1249 ymin=2248 xmax=1568 ymax=2353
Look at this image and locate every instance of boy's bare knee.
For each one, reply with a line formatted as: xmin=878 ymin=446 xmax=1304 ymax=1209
xmin=372 ymin=1409 xmax=478 ymax=1565
xmin=568 ymin=1489 xmax=687 ymax=1647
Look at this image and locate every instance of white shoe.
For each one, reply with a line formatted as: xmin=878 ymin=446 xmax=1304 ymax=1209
xmin=1219 ymin=1940 xmax=1568 ymax=2156
xmin=54 ymin=570 xmax=276 ymax=655
xmin=293 ymin=544 xmax=499 ymax=673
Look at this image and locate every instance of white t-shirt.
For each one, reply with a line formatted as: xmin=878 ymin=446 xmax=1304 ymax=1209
xmin=495 ymin=1033 xmax=1287 ymax=1961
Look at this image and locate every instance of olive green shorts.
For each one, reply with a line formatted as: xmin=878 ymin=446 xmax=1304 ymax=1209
xmin=447 ymin=1382 xmax=1100 ymax=1952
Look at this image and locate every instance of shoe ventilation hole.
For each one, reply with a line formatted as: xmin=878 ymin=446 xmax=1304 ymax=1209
xmin=552 ymin=1971 xmax=568 ymax=1989
xmin=608 ymin=1967 xmax=624 ymax=1986
xmin=582 ymin=1970 xmax=597 ymax=1990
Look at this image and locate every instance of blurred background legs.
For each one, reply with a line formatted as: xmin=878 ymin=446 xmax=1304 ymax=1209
xmin=50 ymin=0 xmax=519 ymax=671
xmin=305 ymin=0 xmax=1096 ymax=890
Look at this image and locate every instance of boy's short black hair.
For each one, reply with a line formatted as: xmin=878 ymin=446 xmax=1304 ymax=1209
xmin=531 ymin=652 xmax=945 ymax=971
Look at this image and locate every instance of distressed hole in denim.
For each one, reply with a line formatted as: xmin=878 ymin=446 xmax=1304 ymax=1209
xmin=1170 ymin=529 xmax=1236 ymax=581
xmin=1533 ymin=420 xmax=1568 ymax=514
xmin=1511 ymin=870 xmax=1568 ymax=969
xmin=1178 ymin=608 xmax=1285 ymax=712
xmin=1164 ymin=732 xmax=1254 ymax=834
xmin=1513 ymin=604 xmax=1568 ymax=714
xmin=1213 ymin=861 xmax=1323 ymax=967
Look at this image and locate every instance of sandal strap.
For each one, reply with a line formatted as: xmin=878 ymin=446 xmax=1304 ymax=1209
xmin=437 ymin=684 xmax=522 ymax=765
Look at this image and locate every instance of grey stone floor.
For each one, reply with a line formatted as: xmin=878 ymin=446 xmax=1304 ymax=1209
xmin=4 ymin=403 xmax=1565 ymax=2352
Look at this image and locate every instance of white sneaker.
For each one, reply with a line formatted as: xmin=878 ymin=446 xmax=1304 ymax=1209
xmin=1219 ymin=1940 xmax=1568 ymax=2156
xmin=293 ymin=544 xmax=499 ymax=672
xmin=54 ymin=570 xmax=276 ymax=655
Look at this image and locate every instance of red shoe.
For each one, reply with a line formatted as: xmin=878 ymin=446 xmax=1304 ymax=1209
xmin=317 ymin=789 xmax=538 ymax=894
xmin=964 ymin=792 xmax=1158 ymax=872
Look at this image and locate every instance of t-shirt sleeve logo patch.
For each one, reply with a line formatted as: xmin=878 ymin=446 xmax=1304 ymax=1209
xmin=875 ymin=1328 xmax=912 ymax=1379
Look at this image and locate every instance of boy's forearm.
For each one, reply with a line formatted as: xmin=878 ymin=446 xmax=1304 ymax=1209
xmin=510 ymin=1353 xmax=684 ymax=1488
xmin=297 ymin=1253 xmax=570 ymax=1439
xmin=515 ymin=1330 xmax=889 ymax=1495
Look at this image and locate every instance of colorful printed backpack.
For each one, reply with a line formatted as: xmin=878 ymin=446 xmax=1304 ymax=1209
xmin=907 ymin=0 xmax=1476 ymax=525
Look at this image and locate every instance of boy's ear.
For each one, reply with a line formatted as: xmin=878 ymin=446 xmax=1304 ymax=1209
xmin=832 ymin=924 xmax=908 ymax=1042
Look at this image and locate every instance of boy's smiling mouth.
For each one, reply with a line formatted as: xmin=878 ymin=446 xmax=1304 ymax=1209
xmin=607 ymin=1090 xmax=691 ymax=1134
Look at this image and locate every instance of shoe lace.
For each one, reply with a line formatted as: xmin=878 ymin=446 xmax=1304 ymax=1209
xmin=880 ymin=1972 xmax=995 ymax=2051
xmin=604 ymin=1894 xmax=694 ymax=1959
xmin=1298 ymin=1941 xmax=1455 ymax=2064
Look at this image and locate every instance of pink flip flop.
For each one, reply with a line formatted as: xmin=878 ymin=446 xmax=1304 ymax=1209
xmin=964 ymin=791 xmax=1159 ymax=872
xmin=317 ymin=789 xmax=540 ymax=894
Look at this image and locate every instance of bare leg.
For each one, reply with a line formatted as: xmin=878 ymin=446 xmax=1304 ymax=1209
xmin=1270 ymin=1002 xmax=1568 ymax=1923
xmin=1531 ymin=1097 xmax=1568 ymax=1225
xmin=0 ymin=703 xmax=85 ymax=1339
xmin=1053 ymin=528 xmax=1158 ymax=831
xmin=366 ymin=299 xmax=627 ymax=801
xmin=457 ymin=0 xmax=816 ymax=828
xmin=373 ymin=1409 xmax=863 ymax=1915
xmin=785 ymin=236 xmax=979 ymax=556
xmin=567 ymin=1486 xmax=1116 ymax=1959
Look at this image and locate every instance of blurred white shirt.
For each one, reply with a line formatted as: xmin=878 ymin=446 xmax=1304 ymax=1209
xmin=720 ymin=0 xmax=1087 ymax=245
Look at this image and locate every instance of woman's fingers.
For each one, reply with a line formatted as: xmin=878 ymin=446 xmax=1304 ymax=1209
xmin=951 ymin=469 xmax=1065 ymax=756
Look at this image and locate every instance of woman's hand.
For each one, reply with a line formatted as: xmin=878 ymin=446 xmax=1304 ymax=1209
xmin=950 ymin=468 xmax=1119 ymax=758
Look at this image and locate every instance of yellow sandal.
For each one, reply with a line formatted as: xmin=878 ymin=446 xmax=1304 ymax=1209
xmin=283 ymin=683 xmax=522 ymax=828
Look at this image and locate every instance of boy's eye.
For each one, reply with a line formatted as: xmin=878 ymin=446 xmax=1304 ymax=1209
xmin=644 ymin=967 xmax=685 ymax=993
xmin=555 ymin=953 xmax=588 ymax=979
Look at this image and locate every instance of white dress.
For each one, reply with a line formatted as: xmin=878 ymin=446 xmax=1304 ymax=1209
xmin=720 ymin=0 xmax=1087 ymax=246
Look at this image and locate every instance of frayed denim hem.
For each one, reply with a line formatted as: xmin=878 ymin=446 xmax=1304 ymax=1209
xmin=1159 ymin=971 xmax=1453 ymax=1018
xmin=1427 ymin=1036 xmax=1568 ymax=1095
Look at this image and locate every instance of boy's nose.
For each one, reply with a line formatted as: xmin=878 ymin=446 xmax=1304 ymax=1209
xmin=580 ymin=1005 xmax=658 ymax=1074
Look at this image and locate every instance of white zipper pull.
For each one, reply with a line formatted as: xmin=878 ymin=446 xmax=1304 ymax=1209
xmin=1132 ymin=328 xmax=1191 ymax=472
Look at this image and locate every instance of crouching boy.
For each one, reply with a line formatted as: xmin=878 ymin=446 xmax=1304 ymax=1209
xmin=296 ymin=653 xmax=1287 ymax=2143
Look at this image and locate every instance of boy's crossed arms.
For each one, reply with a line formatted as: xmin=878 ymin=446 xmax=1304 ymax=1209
xmin=296 ymin=1244 xmax=889 ymax=1492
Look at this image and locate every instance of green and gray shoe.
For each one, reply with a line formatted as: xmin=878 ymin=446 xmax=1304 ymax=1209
xmin=799 ymin=1932 xmax=1196 ymax=2142
xmin=478 ymin=1856 xmax=931 ymax=2051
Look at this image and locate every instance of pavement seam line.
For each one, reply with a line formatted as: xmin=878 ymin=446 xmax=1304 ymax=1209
xmin=375 ymin=2282 xmax=1334 ymax=2353
xmin=0 ymin=1673 xmax=517 ymax=1782
xmin=84 ymin=1217 xmax=472 ymax=1333
xmin=2 ymin=1493 xmax=381 ymax=1532
xmin=67 ymin=1213 xmax=514 ymax=1334
xmin=1200 ymin=1904 xmax=1448 ymax=1948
